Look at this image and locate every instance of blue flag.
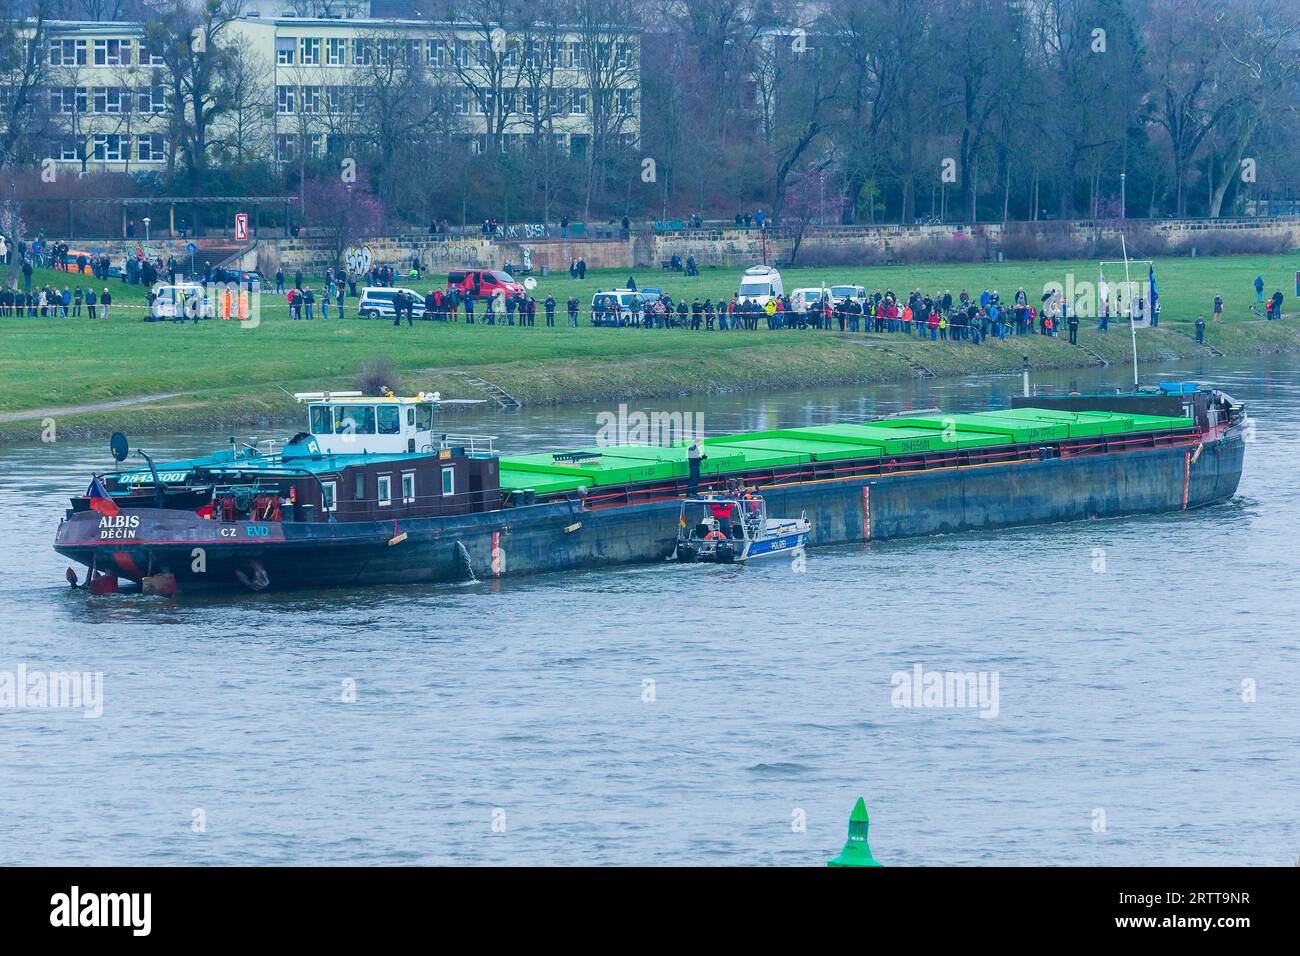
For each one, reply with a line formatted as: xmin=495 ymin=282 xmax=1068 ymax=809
xmin=1149 ymin=264 xmax=1158 ymax=313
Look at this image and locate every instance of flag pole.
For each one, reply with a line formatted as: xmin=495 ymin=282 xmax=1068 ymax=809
xmin=1122 ymin=234 xmax=1138 ymax=388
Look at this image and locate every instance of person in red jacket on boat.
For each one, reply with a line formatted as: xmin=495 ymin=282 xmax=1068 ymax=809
xmin=709 ymin=500 xmax=735 ymax=538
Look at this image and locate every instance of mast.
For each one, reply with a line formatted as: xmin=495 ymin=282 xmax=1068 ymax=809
xmin=1122 ymin=234 xmax=1138 ymax=388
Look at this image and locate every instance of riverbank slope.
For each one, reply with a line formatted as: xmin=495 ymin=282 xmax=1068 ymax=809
xmin=1 ymin=254 xmax=1294 ymax=445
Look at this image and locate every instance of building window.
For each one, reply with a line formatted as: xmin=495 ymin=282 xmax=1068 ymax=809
xmin=453 ymin=38 xmax=471 ymax=66
xmin=401 ymin=472 xmax=415 ymax=504
xmin=276 ymin=37 xmax=295 ymax=65
xmin=353 ymin=39 xmax=371 ymax=66
xmin=326 ymin=85 xmax=347 ymax=114
xmin=377 ymin=475 xmax=391 ymax=507
xmin=276 ymin=85 xmax=295 ymax=114
xmin=276 ymin=133 xmax=297 ymax=162
xmin=321 ymin=480 xmax=337 ymax=513
xmin=57 ymin=137 xmax=81 ymax=161
xmin=570 ymin=89 xmax=588 ymax=115
xmin=93 ymin=87 xmax=126 ymax=114
xmin=138 ymin=85 xmax=166 ymax=114
xmin=616 ymin=89 xmax=635 ymax=115
xmin=326 ymin=37 xmax=346 ymax=65
xmin=51 ymin=87 xmax=86 ymax=115
xmin=93 ymin=39 xmax=131 ymax=66
xmin=50 ymin=39 xmax=87 ymax=66
xmin=427 ymin=38 xmax=445 ymax=66
xmin=454 ymin=90 xmax=472 ymax=115
xmin=91 ymin=134 xmax=124 ymax=162
xmin=441 ymin=467 xmax=454 ymax=497
xmin=137 ymin=133 xmax=164 ymax=162
xmin=303 ymin=133 xmax=321 ymax=158
xmin=301 ymin=86 xmax=321 ymax=114
xmin=300 ymin=37 xmax=320 ymax=66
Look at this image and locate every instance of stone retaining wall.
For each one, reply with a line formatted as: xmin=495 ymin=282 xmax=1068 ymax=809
xmin=251 ymin=216 xmax=1298 ymax=276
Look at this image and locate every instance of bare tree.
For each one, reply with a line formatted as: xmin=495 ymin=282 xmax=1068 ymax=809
xmin=1201 ymin=0 xmax=1300 ymax=217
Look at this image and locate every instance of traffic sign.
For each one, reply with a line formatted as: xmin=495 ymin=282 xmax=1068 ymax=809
xmin=235 ymin=213 xmax=249 ymax=242
xmin=186 ymin=242 xmax=197 ymax=254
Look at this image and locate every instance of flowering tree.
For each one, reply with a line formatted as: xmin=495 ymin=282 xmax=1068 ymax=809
xmin=784 ymin=168 xmax=847 ymax=264
xmin=300 ymin=171 xmax=386 ymax=272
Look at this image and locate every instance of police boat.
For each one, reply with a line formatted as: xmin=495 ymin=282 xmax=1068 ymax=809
xmin=675 ymin=490 xmax=810 ymax=564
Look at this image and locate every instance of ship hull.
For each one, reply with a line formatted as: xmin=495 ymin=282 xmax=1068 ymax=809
xmin=54 ymin=429 xmax=1245 ymax=592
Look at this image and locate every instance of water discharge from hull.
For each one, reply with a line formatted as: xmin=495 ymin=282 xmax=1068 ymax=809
xmin=455 ymin=539 xmax=477 ymax=583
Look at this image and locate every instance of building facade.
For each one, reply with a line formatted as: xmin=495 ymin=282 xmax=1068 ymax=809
xmin=24 ymin=15 xmax=640 ymax=173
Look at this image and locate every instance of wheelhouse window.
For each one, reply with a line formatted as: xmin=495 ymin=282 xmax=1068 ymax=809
xmin=401 ymin=472 xmax=415 ymax=504
xmin=321 ymin=480 xmax=337 ymax=513
xmin=354 ymin=472 xmax=365 ymax=500
xmin=334 ymin=405 xmax=376 ymax=435
xmin=441 ymin=467 xmax=455 ymax=497
xmin=310 ymin=405 xmax=331 ymax=435
xmin=377 ymin=475 xmax=392 ymax=506
xmin=377 ymin=405 xmax=401 ymax=435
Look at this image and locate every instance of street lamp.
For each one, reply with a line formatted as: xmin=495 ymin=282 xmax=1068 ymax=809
xmin=142 ymin=217 xmax=150 ymax=242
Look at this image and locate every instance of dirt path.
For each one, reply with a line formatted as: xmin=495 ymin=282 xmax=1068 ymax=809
xmin=0 ymin=392 xmax=186 ymax=423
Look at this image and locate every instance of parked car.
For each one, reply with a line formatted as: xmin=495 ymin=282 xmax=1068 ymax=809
xmin=149 ymin=283 xmax=211 ymax=321
xmin=208 ymin=267 xmax=263 ymax=290
xmin=356 ymin=286 xmax=428 ymax=320
xmin=446 ymin=268 xmax=524 ymax=301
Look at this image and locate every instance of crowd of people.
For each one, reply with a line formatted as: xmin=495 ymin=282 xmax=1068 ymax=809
xmin=582 ymin=286 xmax=1095 ymax=343
xmin=0 ymin=284 xmax=114 ymax=318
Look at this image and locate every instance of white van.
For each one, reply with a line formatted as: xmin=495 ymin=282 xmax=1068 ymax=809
xmin=738 ymin=265 xmax=784 ymax=306
xmin=790 ymin=287 xmax=827 ymax=313
xmin=828 ymin=284 xmax=867 ymax=307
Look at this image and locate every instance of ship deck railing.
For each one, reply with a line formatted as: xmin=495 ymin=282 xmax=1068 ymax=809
xmin=428 ymin=434 xmax=499 ymax=456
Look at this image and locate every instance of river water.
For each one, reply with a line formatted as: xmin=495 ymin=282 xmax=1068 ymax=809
xmin=1 ymin=357 xmax=1296 ymax=866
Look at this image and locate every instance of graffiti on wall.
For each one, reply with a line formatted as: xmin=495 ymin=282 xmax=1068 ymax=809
xmin=493 ymin=223 xmax=551 ymax=240
xmin=423 ymin=242 xmax=487 ymax=268
xmin=344 ymin=244 xmax=373 ymax=275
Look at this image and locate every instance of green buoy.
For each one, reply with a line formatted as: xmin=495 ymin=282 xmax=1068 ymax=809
xmin=827 ymin=797 xmax=882 ymax=867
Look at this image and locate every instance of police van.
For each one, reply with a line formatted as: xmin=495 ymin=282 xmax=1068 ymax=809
xmin=356 ymin=287 xmax=428 ymax=320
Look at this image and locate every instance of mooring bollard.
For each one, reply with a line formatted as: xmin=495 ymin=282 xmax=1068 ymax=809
xmin=826 ymin=797 xmax=882 ymax=867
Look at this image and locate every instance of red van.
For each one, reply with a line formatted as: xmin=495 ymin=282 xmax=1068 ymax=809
xmin=446 ymin=268 xmax=525 ymax=299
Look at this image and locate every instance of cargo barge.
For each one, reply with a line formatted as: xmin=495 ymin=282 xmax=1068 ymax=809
xmin=53 ymin=384 xmax=1246 ymax=593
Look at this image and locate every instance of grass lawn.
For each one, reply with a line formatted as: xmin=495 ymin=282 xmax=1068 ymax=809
xmin=0 ymin=251 xmax=1295 ymax=430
